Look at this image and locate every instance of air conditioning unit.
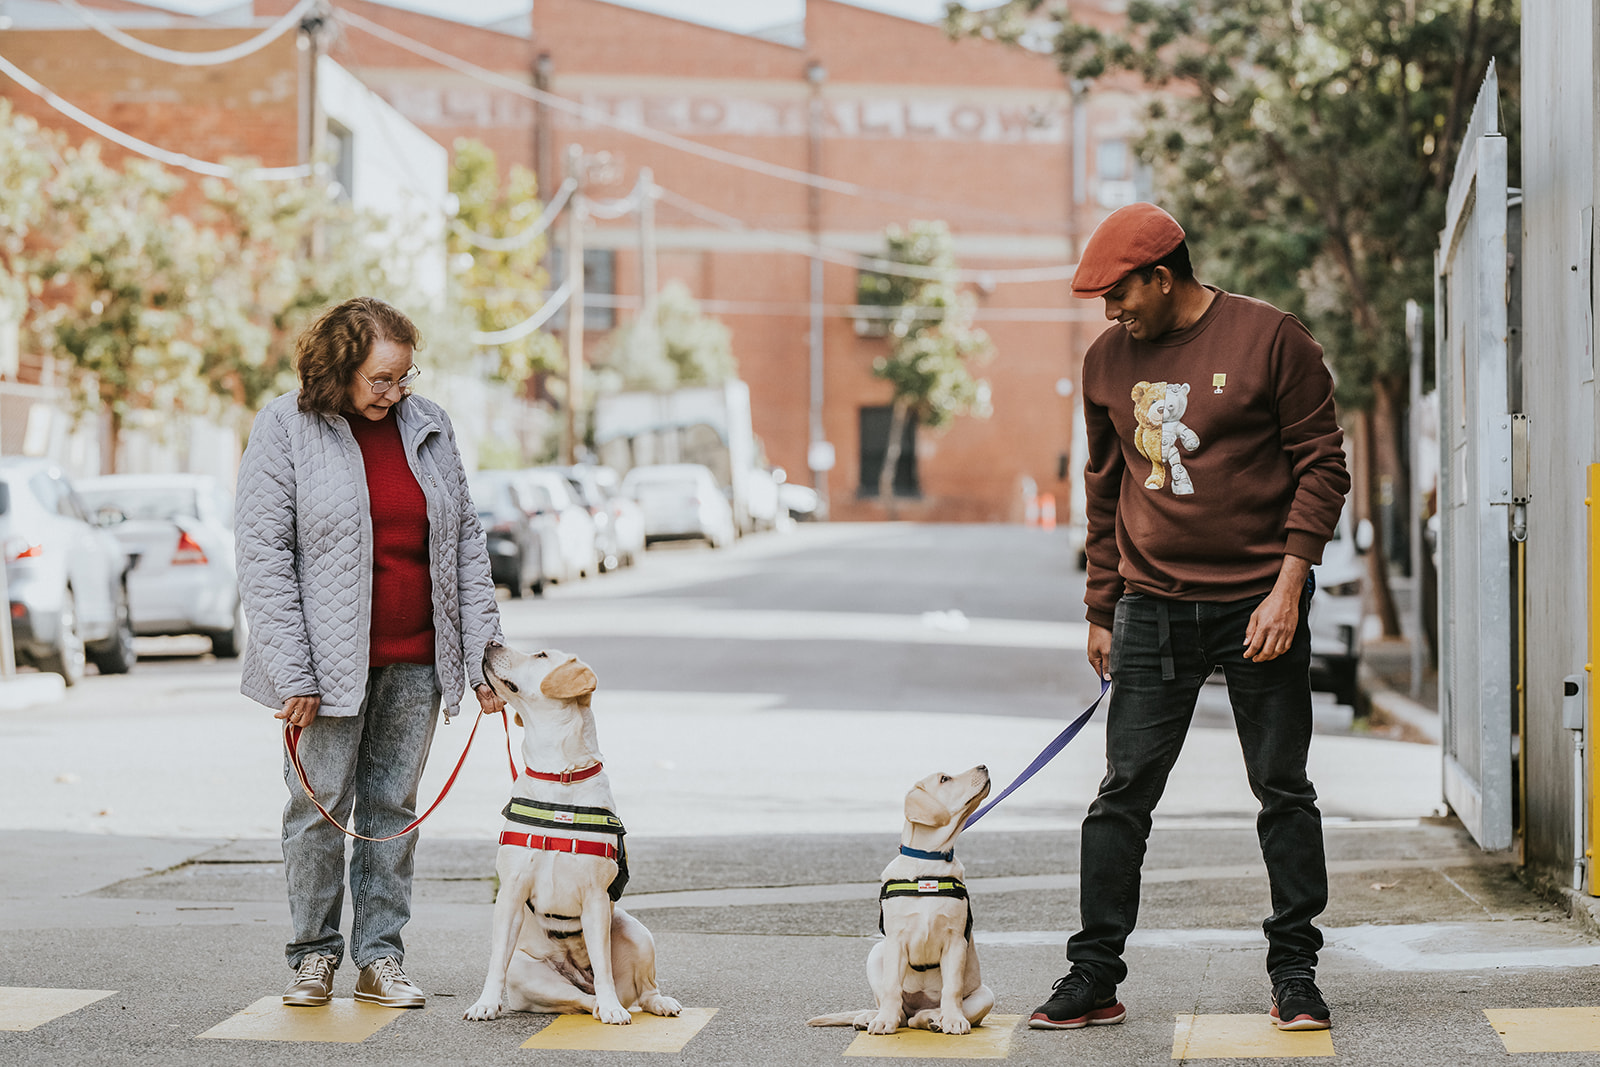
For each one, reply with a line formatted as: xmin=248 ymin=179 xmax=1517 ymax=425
xmin=1096 ymin=180 xmax=1139 ymax=210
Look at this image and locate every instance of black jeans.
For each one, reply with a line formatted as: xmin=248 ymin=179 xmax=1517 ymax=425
xmin=1067 ymin=580 xmax=1326 ymax=987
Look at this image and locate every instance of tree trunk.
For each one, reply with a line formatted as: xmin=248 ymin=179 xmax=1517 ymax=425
xmin=879 ymin=396 xmax=909 ymax=521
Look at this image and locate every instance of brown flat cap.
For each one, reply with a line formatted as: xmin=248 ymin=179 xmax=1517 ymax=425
xmin=1071 ymin=203 xmax=1186 ymax=298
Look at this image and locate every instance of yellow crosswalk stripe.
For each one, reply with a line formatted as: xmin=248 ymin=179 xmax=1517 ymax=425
xmin=1484 ymin=1007 xmax=1600 ymax=1053
xmin=1172 ymin=1013 xmax=1334 ymax=1059
xmin=0 ymin=987 xmax=116 ymax=1032
xmin=841 ymin=1015 xmax=1021 ymax=1059
xmin=522 ymin=1007 xmax=718 ymax=1052
xmin=196 ymin=996 xmax=409 ymax=1043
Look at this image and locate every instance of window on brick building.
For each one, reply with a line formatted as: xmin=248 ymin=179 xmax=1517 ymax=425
xmin=329 ymin=120 xmax=354 ymax=202
xmin=858 ymin=405 xmax=920 ymax=498
xmin=548 ymin=248 xmax=616 ymax=330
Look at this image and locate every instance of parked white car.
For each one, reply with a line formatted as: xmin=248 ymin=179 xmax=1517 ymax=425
xmin=620 ymin=463 xmax=737 ymax=548
xmin=77 ymin=473 xmax=245 ymax=658
xmin=551 ymin=464 xmax=645 ymax=571
xmin=516 ymin=469 xmax=600 ymax=582
xmin=0 ymin=458 xmax=135 ymax=682
xmin=1308 ymin=506 xmax=1372 ymax=707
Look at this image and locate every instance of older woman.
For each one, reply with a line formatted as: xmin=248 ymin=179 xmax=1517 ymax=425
xmin=236 ymin=297 xmax=505 ymax=1009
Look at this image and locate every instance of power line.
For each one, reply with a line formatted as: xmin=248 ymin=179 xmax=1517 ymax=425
xmin=330 ymin=6 xmax=1071 ymax=234
xmin=451 ymin=177 xmax=575 ymax=251
xmin=0 ymin=51 xmax=311 ymax=180
xmin=651 ymin=183 xmax=1077 ymax=284
xmin=469 ymin=280 xmax=573 ymax=346
xmin=53 ymin=0 xmax=319 ymax=68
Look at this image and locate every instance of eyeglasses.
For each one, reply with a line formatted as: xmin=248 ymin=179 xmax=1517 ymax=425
xmin=357 ymin=366 xmax=422 ymax=395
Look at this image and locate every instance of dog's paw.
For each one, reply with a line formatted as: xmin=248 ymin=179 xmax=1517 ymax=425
xmin=595 ymin=1002 xmax=633 ymax=1025
xmin=936 ymin=1012 xmax=972 ymax=1035
xmin=641 ymin=993 xmax=681 ymax=1017
xmin=463 ymin=998 xmax=504 ymax=1021
xmin=866 ymin=1013 xmax=899 ymax=1035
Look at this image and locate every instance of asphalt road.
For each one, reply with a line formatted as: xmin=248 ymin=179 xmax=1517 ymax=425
xmin=0 ymin=522 xmax=1587 ymax=1066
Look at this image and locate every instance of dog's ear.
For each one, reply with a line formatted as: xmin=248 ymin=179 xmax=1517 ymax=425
xmin=541 ymin=658 xmax=597 ymax=705
xmin=904 ymin=782 xmax=952 ymax=828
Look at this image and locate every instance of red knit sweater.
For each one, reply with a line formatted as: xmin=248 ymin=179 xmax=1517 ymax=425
xmin=347 ymin=413 xmax=435 ymax=667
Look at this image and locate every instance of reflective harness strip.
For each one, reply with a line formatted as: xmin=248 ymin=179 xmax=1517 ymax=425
xmin=878 ymin=878 xmax=974 ymax=951
xmin=503 ymin=798 xmax=625 ymax=834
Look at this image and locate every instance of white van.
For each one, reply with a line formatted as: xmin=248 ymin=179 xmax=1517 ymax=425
xmin=1308 ymin=506 xmax=1372 ymax=706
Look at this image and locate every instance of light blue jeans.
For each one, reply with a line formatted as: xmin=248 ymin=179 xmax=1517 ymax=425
xmin=281 ymin=663 xmax=440 ymax=970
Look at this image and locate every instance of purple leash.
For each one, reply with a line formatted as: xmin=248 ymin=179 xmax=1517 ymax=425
xmin=964 ymin=678 xmax=1111 ymax=830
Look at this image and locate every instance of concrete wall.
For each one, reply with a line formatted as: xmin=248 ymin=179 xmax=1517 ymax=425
xmin=1520 ymin=4 xmax=1598 ymax=879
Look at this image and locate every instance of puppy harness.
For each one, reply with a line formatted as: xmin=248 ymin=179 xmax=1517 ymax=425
xmin=878 ymin=877 xmax=974 ymax=967
xmin=499 ymin=797 xmax=630 ymax=900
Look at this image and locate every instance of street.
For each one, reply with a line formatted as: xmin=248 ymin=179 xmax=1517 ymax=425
xmin=0 ymin=523 xmax=1590 ymax=1066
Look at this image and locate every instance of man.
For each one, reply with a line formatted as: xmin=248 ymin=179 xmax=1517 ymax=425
xmin=1031 ymin=203 xmax=1350 ymax=1034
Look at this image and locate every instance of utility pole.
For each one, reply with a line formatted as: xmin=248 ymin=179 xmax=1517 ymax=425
xmin=299 ymin=2 xmax=329 ymax=258
xmin=805 ymin=60 xmax=832 ymax=519
xmin=562 ymin=143 xmax=587 ymax=465
xmin=638 ymin=167 xmax=658 ymax=328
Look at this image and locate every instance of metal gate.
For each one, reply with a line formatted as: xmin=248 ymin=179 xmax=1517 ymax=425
xmin=1436 ymin=62 xmax=1514 ymax=851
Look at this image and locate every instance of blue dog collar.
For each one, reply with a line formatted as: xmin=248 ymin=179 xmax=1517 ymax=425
xmin=899 ymin=845 xmax=954 ymax=862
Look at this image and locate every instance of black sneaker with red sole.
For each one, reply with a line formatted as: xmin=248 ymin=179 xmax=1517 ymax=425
xmin=1028 ymin=971 xmax=1126 ymax=1030
xmin=1270 ymin=975 xmax=1331 ymax=1031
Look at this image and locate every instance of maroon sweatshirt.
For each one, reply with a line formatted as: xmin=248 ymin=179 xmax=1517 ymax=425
xmin=346 ymin=412 xmax=436 ymax=667
xmin=1081 ymin=289 xmax=1350 ymax=630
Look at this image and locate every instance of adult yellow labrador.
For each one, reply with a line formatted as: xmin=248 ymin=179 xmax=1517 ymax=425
xmin=810 ymin=766 xmax=995 ymax=1035
xmin=464 ymin=643 xmax=679 ymax=1025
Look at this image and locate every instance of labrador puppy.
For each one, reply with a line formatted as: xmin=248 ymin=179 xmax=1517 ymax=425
xmin=464 ymin=643 xmax=680 ymax=1025
xmin=809 ymin=766 xmax=995 ymax=1035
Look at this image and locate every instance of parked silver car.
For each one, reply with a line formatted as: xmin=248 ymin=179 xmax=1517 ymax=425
xmin=76 ymin=473 xmax=245 ymax=658
xmin=620 ymin=463 xmax=737 ymax=548
xmin=547 ymin=464 xmax=644 ymax=572
xmin=0 ymin=458 xmax=135 ymax=683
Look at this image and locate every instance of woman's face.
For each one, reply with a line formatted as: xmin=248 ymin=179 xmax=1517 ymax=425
xmin=345 ymin=339 xmax=415 ymax=421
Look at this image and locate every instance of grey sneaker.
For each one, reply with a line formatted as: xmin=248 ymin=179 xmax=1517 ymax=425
xmin=283 ymin=953 xmax=337 ymax=1007
xmin=354 ymin=957 xmax=426 ymax=1008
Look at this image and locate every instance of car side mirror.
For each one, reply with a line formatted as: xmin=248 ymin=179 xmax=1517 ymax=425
xmin=1354 ymin=518 xmax=1375 ymax=554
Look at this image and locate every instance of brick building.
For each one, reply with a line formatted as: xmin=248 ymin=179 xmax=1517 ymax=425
xmin=330 ymin=0 xmax=1147 ymax=523
xmin=2 ymin=0 xmax=1148 ymax=518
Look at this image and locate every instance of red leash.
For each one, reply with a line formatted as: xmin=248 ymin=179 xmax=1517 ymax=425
xmin=284 ymin=707 xmax=518 ymax=842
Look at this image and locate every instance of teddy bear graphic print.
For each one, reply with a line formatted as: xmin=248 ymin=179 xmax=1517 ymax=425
xmin=1130 ymin=381 xmax=1200 ymax=495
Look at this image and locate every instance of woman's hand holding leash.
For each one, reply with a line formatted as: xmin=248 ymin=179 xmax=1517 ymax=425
xmin=475 ymin=683 xmax=505 ymax=717
xmin=277 ymin=694 xmax=321 ymax=727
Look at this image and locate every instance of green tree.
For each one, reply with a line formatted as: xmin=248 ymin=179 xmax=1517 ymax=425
xmin=0 ymin=101 xmax=52 ymax=344
xmin=599 ymin=281 xmax=736 ymax=392
xmin=29 ymin=145 xmax=225 ymax=467
xmin=448 ymin=139 xmax=561 ymax=388
xmin=950 ymin=0 xmax=1518 ymax=633
xmin=200 ymin=168 xmax=417 ymax=414
xmin=861 ymin=221 xmax=992 ymax=516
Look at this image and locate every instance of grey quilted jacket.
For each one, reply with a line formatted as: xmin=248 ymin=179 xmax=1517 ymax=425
xmin=235 ymin=391 xmax=503 ymax=718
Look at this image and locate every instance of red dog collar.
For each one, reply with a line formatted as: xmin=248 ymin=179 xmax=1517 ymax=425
xmin=523 ymin=762 xmax=603 ymax=784
xmin=499 ymin=830 xmax=618 ymax=859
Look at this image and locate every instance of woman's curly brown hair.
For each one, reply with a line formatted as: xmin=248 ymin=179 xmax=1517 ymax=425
xmin=295 ymin=297 xmax=423 ymax=415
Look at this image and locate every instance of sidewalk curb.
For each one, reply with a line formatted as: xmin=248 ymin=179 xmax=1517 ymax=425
xmin=0 ymin=672 xmax=65 ymax=711
xmin=1358 ymin=665 xmax=1441 ymax=744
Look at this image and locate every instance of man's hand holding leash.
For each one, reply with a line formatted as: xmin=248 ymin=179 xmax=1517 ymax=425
xmin=1086 ymin=624 xmax=1113 ymax=682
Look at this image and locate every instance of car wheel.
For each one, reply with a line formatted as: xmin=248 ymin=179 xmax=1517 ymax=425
xmin=87 ymin=584 xmax=136 ymax=675
xmin=210 ymin=601 xmax=246 ymax=659
xmin=37 ymin=587 xmax=86 ymax=686
xmin=531 ymin=577 xmax=545 ymax=597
